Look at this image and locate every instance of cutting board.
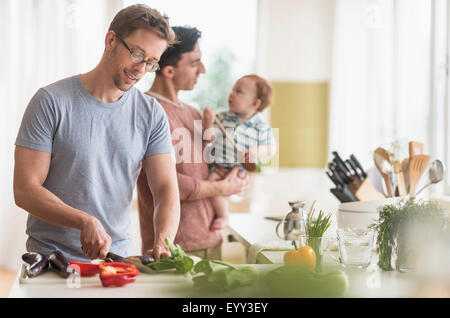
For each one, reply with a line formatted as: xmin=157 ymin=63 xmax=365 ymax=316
xmin=19 ymin=264 xmax=280 ymax=285
xmin=18 ymin=264 xmax=192 ymax=285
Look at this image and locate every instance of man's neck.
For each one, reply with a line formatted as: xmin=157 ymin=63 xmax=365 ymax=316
xmin=80 ymin=66 xmax=124 ymax=103
xmin=147 ymin=76 xmax=179 ymax=105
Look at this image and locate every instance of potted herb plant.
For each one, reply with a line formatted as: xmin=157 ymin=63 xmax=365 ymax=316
xmin=303 ymin=209 xmax=332 ymax=272
xmin=370 ymin=197 xmax=447 ymax=272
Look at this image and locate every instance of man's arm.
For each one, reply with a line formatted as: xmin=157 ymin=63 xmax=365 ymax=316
xmin=13 ymin=146 xmax=111 ymax=259
xmin=143 ymin=153 xmax=181 ymax=261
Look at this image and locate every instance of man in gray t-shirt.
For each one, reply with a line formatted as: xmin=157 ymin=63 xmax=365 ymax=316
xmin=13 ymin=4 xmax=180 ymax=262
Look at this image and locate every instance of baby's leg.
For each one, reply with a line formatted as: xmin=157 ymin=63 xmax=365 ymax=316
xmin=208 ymin=169 xmax=229 ymax=231
xmin=210 ymin=196 xmax=229 ymax=231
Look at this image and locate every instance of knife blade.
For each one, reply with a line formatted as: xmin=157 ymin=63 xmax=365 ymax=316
xmin=350 ymin=154 xmax=368 ymax=178
xmin=346 ymin=159 xmax=363 ymax=181
xmin=106 ymin=252 xmax=154 ymax=274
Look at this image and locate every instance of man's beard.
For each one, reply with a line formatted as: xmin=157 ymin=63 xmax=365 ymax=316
xmin=109 ymin=47 xmax=134 ymax=92
xmin=113 ymin=72 xmax=132 ymax=92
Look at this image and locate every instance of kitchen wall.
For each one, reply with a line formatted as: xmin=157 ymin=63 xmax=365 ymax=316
xmin=257 ymin=0 xmax=335 ymax=167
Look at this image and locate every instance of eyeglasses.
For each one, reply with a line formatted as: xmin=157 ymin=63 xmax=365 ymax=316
xmin=114 ymin=33 xmax=160 ymax=72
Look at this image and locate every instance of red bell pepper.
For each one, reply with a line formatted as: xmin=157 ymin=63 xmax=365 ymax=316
xmin=68 ymin=260 xmax=100 ymax=277
xmin=99 ymin=262 xmax=139 ymax=287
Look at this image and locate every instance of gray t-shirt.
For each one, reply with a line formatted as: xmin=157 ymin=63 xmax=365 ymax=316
xmin=15 ymin=75 xmax=173 ymax=261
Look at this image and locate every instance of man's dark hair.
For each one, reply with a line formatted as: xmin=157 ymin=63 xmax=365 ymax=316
xmin=157 ymin=26 xmax=202 ymax=73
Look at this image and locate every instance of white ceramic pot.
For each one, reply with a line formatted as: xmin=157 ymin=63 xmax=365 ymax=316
xmin=337 ymin=198 xmax=400 ymax=229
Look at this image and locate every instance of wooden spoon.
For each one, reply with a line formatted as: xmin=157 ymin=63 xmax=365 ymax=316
xmin=409 ymin=154 xmax=431 ymax=196
xmin=373 ymin=147 xmax=394 ymax=197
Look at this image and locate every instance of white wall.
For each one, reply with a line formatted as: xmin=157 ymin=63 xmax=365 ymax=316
xmin=257 ymin=0 xmax=335 ymax=82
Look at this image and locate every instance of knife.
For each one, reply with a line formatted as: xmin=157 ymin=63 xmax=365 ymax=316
xmin=330 ymin=187 xmax=358 ymax=202
xmin=346 ymin=159 xmax=363 ymax=181
xmin=333 ymin=151 xmax=352 ymax=175
xmin=350 ymin=154 xmax=368 ymax=178
xmin=106 ymin=252 xmax=154 ymax=274
xmin=326 ymin=171 xmax=343 ymax=188
xmin=333 ymin=157 xmax=354 ymax=182
xmin=333 ymin=160 xmax=354 ymax=184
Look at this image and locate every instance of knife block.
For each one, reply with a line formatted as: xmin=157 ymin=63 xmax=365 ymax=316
xmin=347 ymin=176 xmax=385 ymax=201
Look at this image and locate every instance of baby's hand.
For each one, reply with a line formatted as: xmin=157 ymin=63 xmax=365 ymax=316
xmin=203 ymin=107 xmax=216 ymax=128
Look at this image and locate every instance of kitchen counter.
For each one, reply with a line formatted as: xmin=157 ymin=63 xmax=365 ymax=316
xmin=227 ymin=212 xmax=449 ymax=298
xmin=8 ymin=263 xmax=279 ymax=298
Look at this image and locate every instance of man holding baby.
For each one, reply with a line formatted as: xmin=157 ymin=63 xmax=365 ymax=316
xmin=137 ymin=26 xmax=275 ymax=260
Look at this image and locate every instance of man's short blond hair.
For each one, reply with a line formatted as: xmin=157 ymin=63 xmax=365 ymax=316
xmin=109 ymin=4 xmax=177 ymax=46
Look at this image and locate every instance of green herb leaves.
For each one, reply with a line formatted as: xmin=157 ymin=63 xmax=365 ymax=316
xmin=306 ymin=209 xmax=332 ymax=237
xmin=192 ymin=259 xmax=259 ymax=292
xmin=147 ymin=238 xmax=194 ymax=274
xmin=370 ymin=198 xmax=447 ymax=271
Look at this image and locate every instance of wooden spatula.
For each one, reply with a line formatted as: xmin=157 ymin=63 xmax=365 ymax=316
xmin=409 ymin=154 xmax=431 ymax=196
xmin=393 ymin=160 xmax=407 ymax=196
xmin=214 ymin=118 xmax=256 ymax=172
xmin=409 ymin=141 xmax=424 ymax=157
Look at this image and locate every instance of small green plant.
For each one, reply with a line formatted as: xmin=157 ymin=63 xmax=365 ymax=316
xmin=306 ymin=209 xmax=332 ymax=237
xmin=370 ymin=197 xmax=447 ymax=271
xmin=305 ymin=209 xmax=332 ymax=272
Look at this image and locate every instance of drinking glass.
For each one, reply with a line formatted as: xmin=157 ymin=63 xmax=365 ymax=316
xmin=335 ymin=228 xmax=375 ymax=268
xmin=299 ymin=235 xmax=324 ymax=273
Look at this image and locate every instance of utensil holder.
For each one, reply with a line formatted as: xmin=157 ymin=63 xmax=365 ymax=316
xmin=347 ymin=176 xmax=385 ymax=201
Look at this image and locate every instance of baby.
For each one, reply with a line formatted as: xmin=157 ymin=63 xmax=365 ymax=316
xmin=203 ymin=74 xmax=276 ymax=231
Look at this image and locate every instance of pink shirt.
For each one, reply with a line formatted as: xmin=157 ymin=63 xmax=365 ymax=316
xmin=137 ymin=95 xmax=222 ymax=252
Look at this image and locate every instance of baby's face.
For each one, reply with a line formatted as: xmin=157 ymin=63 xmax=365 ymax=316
xmin=228 ymin=77 xmax=258 ymax=115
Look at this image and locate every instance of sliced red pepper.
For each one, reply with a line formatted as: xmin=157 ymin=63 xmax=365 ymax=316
xmin=99 ymin=262 xmax=139 ymax=287
xmin=68 ymin=260 xmax=100 ymax=277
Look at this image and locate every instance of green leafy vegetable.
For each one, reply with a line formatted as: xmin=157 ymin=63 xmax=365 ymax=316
xmin=306 ymin=209 xmax=332 ymax=237
xmin=264 ymin=265 xmax=349 ymax=298
xmin=146 ymin=238 xmax=194 ymax=274
xmin=192 ymin=259 xmax=259 ymax=292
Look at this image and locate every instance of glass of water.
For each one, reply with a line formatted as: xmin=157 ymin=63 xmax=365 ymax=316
xmin=336 ymin=228 xmax=375 ymax=268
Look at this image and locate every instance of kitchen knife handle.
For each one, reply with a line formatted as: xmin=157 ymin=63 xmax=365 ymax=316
xmin=333 ymin=151 xmax=352 ymax=175
xmin=350 ymin=154 xmax=368 ymax=178
xmin=330 ymin=188 xmax=358 ymax=202
xmin=335 ymin=169 xmax=353 ymax=184
xmin=334 ymin=159 xmax=354 ymax=183
xmin=346 ymin=159 xmax=363 ymax=181
xmin=326 ymin=171 xmax=343 ymax=188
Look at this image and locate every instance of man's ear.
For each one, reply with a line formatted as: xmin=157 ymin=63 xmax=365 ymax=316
xmin=105 ymin=31 xmax=116 ymax=50
xmin=161 ymin=65 xmax=176 ymax=79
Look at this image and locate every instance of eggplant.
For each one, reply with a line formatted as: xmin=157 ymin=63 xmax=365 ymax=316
xmin=138 ymin=255 xmax=155 ymax=265
xmin=106 ymin=252 xmax=154 ymax=274
xmin=21 ymin=252 xmax=49 ymax=277
xmin=22 ymin=252 xmax=39 ymax=265
xmin=48 ymin=250 xmax=72 ymax=278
